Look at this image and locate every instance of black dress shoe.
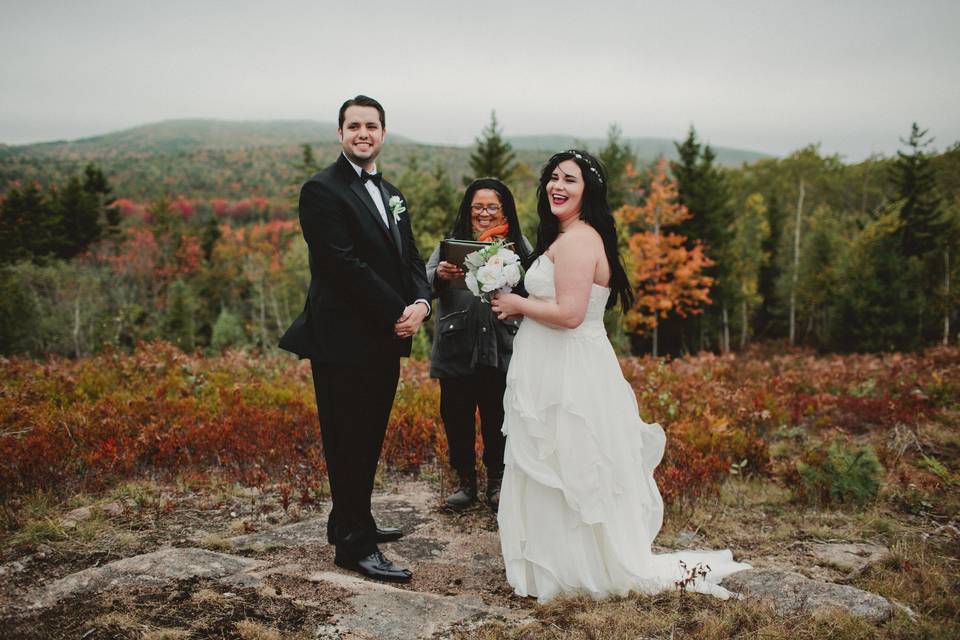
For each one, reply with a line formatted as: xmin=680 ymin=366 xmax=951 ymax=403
xmin=376 ymin=526 xmax=404 ymax=543
xmin=334 ymin=550 xmax=412 ymax=583
xmin=327 ymin=526 xmax=404 ymax=545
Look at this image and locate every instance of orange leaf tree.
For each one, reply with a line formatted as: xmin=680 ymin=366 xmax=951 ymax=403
xmin=616 ymin=158 xmax=714 ymax=337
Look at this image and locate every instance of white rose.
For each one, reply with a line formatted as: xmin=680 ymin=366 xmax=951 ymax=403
xmin=498 ymin=248 xmax=518 ymax=264
xmin=477 ymin=263 xmax=503 ymax=292
xmin=464 ymin=250 xmax=485 ymax=270
xmin=502 ymin=262 xmax=521 ymax=287
xmin=486 ymin=254 xmax=505 ymax=269
xmin=465 ymin=271 xmax=480 ymax=296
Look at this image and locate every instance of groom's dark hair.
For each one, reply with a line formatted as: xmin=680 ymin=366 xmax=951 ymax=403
xmin=338 ymin=95 xmax=386 ymax=129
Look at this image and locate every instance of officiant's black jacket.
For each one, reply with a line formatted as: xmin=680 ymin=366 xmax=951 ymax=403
xmin=279 ymin=154 xmax=431 ymax=364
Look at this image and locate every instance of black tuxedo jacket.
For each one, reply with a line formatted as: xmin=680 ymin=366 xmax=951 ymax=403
xmin=279 ymin=154 xmax=431 ymax=364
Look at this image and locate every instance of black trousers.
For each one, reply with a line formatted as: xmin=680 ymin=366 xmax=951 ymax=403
xmin=311 ymin=358 xmax=400 ymax=559
xmin=439 ymin=367 xmax=507 ymax=481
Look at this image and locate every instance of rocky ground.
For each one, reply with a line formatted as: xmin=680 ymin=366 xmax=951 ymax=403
xmin=2 ymin=471 xmax=949 ymax=639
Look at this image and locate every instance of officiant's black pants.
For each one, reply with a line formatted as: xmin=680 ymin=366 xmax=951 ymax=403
xmin=439 ymin=367 xmax=506 ymax=481
xmin=311 ymin=358 xmax=400 ymax=559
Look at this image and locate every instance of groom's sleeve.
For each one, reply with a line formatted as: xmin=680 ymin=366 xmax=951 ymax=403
xmin=396 ymin=189 xmax=433 ymax=315
xmin=298 ymin=181 xmax=406 ymax=329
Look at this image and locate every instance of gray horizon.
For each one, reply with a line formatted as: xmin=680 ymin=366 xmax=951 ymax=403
xmin=2 ymin=0 xmax=958 ymax=162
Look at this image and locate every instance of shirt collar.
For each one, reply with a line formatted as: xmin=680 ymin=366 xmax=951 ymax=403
xmin=342 ymin=153 xmax=377 ymax=178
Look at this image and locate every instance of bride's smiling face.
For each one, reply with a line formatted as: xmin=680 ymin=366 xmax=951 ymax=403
xmin=546 ymin=159 xmax=584 ymax=221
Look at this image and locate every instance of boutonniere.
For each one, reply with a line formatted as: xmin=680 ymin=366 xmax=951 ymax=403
xmin=388 ymin=195 xmax=406 ymax=224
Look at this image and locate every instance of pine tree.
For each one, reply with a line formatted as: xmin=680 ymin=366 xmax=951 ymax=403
xmin=670 ymin=126 xmax=735 ymax=350
xmin=598 ymin=124 xmax=634 ymax=210
xmin=890 ymin=123 xmax=947 ymax=258
xmin=163 ymin=279 xmax=197 ymax=350
xmin=83 ymin=163 xmax=119 ymax=237
xmin=201 ymin=215 xmax=222 ymax=264
xmin=466 ymin=111 xmax=516 ymax=184
xmin=295 ymin=143 xmax=321 ymax=180
xmin=54 ymin=176 xmax=102 ymax=259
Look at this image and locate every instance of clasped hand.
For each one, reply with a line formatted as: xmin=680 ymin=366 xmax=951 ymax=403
xmin=394 ymin=303 xmax=428 ymax=338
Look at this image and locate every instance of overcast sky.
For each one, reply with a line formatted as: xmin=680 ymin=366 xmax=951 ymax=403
xmin=2 ymin=0 xmax=958 ymax=161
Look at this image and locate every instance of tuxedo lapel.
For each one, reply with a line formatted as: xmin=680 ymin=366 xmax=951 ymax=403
xmin=346 ymin=178 xmax=402 ymax=258
xmin=378 ymin=183 xmax=404 ymax=256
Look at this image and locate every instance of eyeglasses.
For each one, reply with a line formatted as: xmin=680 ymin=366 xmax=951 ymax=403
xmin=471 ymin=204 xmax=502 ymax=215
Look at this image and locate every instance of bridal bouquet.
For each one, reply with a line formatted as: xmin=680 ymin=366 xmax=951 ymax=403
xmin=463 ymin=239 xmax=524 ymax=302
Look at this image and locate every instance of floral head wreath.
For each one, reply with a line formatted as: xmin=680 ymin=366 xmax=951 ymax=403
xmin=563 ymin=150 xmax=605 ymax=184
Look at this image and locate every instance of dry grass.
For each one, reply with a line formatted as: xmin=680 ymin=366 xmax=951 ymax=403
xmin=141 ymin=628 xmax=192 ymax=640
xmin=235 ymin=619 xmax=283 ymax=640
xmin=454 ymin=592 xmax=893 ymax=639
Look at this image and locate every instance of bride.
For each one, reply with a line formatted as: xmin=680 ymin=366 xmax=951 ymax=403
xmin=490 ymin=150 xmax=749 ymax=602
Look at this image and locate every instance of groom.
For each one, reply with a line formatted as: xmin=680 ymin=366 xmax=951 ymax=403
xmin=280 ymin=95 xmax=431 ymax=582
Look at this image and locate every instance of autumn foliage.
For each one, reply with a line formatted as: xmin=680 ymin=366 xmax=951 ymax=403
xmin=616 ymin=159 xmax=714 ymax=334
xmin=3 ymin=343 xmax=955 ymax=511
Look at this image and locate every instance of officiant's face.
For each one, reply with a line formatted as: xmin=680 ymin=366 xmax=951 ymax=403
xmin=470 ymin=189 xmax=506 ymax=237
xmin=338 ymin=105 xmax=385 ymax=167
xmin=546 ymin=159 xmax=584 ymax=221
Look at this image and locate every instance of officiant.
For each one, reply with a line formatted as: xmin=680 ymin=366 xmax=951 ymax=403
xmin=426 ymin=178 xmax=532 ymax=510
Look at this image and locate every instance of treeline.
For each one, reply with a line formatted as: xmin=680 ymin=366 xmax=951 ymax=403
xmin=1 ymin=117 xmax=958 ymax=357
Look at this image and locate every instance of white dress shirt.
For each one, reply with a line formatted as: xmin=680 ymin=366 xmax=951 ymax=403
xmin=343 ymin=154 xmax=389 ymax=227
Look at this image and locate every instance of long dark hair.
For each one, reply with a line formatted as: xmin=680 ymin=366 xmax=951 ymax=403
xmin=533 ymin=150 xmax=633 ymax=312
xmin=449 ymin=177 xmax=531 ymax=264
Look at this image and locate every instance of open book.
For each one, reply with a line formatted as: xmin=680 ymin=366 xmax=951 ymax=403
xmin=441 ymin=239 xmax=491 ymax=289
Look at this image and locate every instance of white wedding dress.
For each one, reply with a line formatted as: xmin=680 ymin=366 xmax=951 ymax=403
xmin=497 ymin=255 xmax=750 ymax=602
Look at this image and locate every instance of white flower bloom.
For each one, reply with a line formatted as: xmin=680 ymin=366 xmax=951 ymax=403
xmin=388 ymin=195 xmax=406 ymax=224
xmin=477 ymin=263 xmax=504 ymax=292
xmin=502 ymin=262 xmax=522 ymax=286
xmin=465 ymin=271 xmax=480 ymax=296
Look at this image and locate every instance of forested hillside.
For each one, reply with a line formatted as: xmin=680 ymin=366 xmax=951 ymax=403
xmin=1 ymin=117 xmax=957 ymax=357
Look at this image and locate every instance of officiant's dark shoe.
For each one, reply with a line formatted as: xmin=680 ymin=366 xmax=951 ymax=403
xmin=486 ymin=475 xmax=502 ymax=510
xmin=334 ymin=550 xmax=412 ymax=583
xmin=446 ymin=471 xmax=477 ymax=509
xmin=327 ymin=525 xmax=403 ymax=545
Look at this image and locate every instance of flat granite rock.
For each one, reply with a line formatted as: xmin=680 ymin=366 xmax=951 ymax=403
xmin=809 ymin=542 xmax=890 ymax=574
xmin=720 ymin=569 xmax=893 ymax=622
xmin=309 ymin=570 xmax=527 ymax=640
xmin=26 ymin=547 xmax=268 ymax=609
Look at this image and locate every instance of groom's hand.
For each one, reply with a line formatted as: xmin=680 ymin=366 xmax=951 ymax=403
xmin=394 ymin=302 xmax=428 ymax=338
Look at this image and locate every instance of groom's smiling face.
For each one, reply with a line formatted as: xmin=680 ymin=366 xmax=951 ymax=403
xmin=338 ymin=105 xmax=385 ymax=168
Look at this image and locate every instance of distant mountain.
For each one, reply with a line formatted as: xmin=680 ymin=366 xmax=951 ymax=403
xmin=506 ymin=135 xmax=770 ymax=167
xmin=0 ymin=119 xmax=773 ymax=200
xmin=2 ymin=119 xmax=415 ymax=158
xmin=2 ymin=119 xmax=770 ymax=166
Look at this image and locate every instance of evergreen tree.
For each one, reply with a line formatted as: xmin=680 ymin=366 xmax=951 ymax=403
xmin=201 ymin=215 xmax=222 ymax=263
xmin=295 ymin=143 xmax=321 ymax=180
xmin=670 ymin=126 xmax=735 ymax=350
xmin=54 ymin=176 xmax=102 ymax=259
xmin=890 ymin=123 xmax=947 ymax=258
xmin=211 ymin=307 xmax=247 ymax=351
xmin=83 ymin=163 xmax=120 ymax=237
xmin=163 ymin=279 xmax=197 ymax=351
xmin=598 ymin=123 xmax=634 ymax=210
xmin=0 ymin=183 xmax=65 ymax=263
xmin=466 ymin=111 xmax=516 ymax=184
xmin=828 ymin=208 xmax=925 ymax=351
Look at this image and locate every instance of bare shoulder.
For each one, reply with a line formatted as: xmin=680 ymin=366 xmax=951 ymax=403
xmin=554 ymin=224 xmax=604 ymax=256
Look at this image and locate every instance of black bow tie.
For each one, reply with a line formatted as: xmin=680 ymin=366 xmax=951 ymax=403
xmin=360 ymin=170 xmax=382 ymax=186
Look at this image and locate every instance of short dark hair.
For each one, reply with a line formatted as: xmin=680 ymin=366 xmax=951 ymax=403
xmin=338 ymin=95 xmax=386 ymax=129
